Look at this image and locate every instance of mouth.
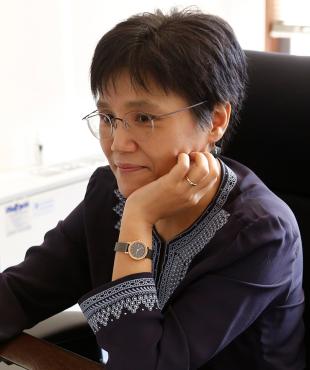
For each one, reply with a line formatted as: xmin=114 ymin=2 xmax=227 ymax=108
xmin=115 ymin=163 xmax=147 ymax=173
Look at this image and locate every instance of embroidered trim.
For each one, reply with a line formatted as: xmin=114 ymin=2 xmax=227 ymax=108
xmin=154 ymin=209 xmax=230 ymax=308
xmin=112 ymin=190 xmax=126 ymax=230
xmin=111 ymin=161 xmax=237 ymax=310
xmin=79 ymin=278 xmax=159 ymax=333
xmin=153 ymin=161 xmax=237 ymax=308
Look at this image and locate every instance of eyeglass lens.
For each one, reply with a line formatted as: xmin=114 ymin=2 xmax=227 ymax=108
xmin=87 ymin=112 xmax=154 ymax=140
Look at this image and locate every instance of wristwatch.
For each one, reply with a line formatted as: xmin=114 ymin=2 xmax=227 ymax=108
xmin=114 ymin=241 xmax=154 ymax=261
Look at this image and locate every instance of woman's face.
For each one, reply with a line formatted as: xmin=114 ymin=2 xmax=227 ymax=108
xmin=99 ymin=72 xmax=212 ymax=198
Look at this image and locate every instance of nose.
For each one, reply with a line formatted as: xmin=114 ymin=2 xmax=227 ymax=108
xmin=110 ymin=119 xmax=137 ymax=152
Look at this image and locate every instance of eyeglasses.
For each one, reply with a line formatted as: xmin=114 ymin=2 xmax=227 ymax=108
xmin=82 ymin=100 xmax=207 ymax=141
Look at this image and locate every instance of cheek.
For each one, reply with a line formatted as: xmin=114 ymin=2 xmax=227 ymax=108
xmin=151 ymin=149 xmax=180 ymax=178
xmin=148 ymin=136 xmax=190 ymax=177
xmin=100 ymin=140 xmax=115 ymax=169
xmin=152 ymin=137 xmax=207 ymax=177
xmin=101 ymin=139 xmax=110 ymax=153
xmin=101 ymin=140 xmax=113 ymax=161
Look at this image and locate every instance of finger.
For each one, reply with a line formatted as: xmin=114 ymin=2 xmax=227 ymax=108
xmin=186 ymin=151 xmax=221 ymax=189
xmin=168 ymin=152 xmax=190 ymax=181
xmin=203 ymin=151 xmax=221 ymax=179
xmin=186 ymin=152 xmax=210 ymax=186
xmin=194 ymin=152 xmax=220 ymax=191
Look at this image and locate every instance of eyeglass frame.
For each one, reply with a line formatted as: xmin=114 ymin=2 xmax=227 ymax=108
xmin=82 ymin=100 xmax=208 ymax=140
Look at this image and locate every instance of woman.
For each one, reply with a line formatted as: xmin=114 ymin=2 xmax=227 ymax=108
xmin=0 ymin=8 xmax=305 ymax=370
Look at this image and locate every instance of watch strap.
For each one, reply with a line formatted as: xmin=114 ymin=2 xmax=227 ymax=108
xmin=114 ymin=242 xmax=129 ymax=253
xmin=145 ymin=248 xmax=154 ymax=259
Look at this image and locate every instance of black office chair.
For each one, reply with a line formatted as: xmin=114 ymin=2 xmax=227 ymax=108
xmin=225 ymin=49 xmax=310 ymax=367
xmin=0 ymin=50 xmax=309 ymax=369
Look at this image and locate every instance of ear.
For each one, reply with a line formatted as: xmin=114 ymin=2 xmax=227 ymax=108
xmin=208 ymin=102 xmax=231 ymax=143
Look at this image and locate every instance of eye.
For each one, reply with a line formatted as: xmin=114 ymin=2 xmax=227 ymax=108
xmin=133 ymin=112 xmax=153 ymax=125
xmin=137 ymin=113 xmax=150 ymax=122
xmin=99 ymin=113 xmax=114 ymax=125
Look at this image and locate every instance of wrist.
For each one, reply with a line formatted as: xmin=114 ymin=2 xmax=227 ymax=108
xmin=124 ymin=197 xmax=159 ymax=226
xmin=119 ymin=209 xmax=153 ymax=246
xmin=122 ymin=204 xmax=154 ymax=229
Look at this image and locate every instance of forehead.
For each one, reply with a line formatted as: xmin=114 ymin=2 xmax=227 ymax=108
xmin=97 ymin=70 xmax=188 ymax=109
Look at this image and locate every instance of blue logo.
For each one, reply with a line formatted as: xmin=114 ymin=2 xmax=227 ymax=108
xmin=5 ymin=201 xmax=30 ymax=214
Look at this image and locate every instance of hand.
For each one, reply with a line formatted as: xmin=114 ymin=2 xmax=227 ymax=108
xmin=122 ymin=151 xmax=221 ymax=226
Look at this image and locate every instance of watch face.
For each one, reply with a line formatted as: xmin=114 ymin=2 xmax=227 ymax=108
xmin=128 ymin=242 xmax=147 ymax=260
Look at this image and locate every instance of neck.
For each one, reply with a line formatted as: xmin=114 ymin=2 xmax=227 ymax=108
xmin=155 ymin=159 xmax=222 ymax=242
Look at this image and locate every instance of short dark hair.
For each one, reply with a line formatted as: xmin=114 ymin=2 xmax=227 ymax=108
xmin=90 ymin=8 xmax=248 ymax=149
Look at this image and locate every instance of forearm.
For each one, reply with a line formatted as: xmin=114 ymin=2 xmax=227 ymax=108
xmin=112 ymin=210 xmax=153 ymax=281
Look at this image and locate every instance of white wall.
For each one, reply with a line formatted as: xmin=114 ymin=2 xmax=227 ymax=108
xmin=0 ymin=0 xmax=265 ymax=172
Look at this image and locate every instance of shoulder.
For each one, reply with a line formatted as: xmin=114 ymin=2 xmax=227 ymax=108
xmin=84 ymin=165 xmax=117 ymax=207
xmin=85 ymin=165 xmax=116 ymax=194
xmin=194 ymin=157 xmax=302 ymax=281
xmin=221 ymin=156 xmax=300 ymax=242
xmin=87 ymin=165 xmax=116 ymax=187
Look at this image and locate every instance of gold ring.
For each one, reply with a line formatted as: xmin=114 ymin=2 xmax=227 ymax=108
xmin=185 ymin=176 xmax=198 ymax=186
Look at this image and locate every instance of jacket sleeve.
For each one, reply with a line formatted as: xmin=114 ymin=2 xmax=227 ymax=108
xmin=78 ymin=215 xmax=303 ymax=370
xmin=0 ymin=198 xmax=91 ymax=342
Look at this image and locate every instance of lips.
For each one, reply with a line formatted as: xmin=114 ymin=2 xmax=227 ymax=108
xmin=115 ymin=163 xmax=146 ymax=172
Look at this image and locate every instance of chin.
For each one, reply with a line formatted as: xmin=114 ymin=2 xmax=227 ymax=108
xmin=116 ymin=174 xmax=153 ymax=198
xmin=117 ymin=184 xmax=139 ymax=199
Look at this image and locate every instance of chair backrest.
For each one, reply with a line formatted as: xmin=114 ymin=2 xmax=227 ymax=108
xmin=224 ymin=50 xmax=310 ymax=361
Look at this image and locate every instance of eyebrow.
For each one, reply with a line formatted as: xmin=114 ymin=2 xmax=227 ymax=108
xmin=96 ymin=100 xmax=162 ymax=111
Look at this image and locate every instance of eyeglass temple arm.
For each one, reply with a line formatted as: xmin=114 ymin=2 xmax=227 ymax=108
xmin=82 ymin=110 xmax=98 ymax=120
xmin=155 ymin=100 xmax=208 ymax=119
